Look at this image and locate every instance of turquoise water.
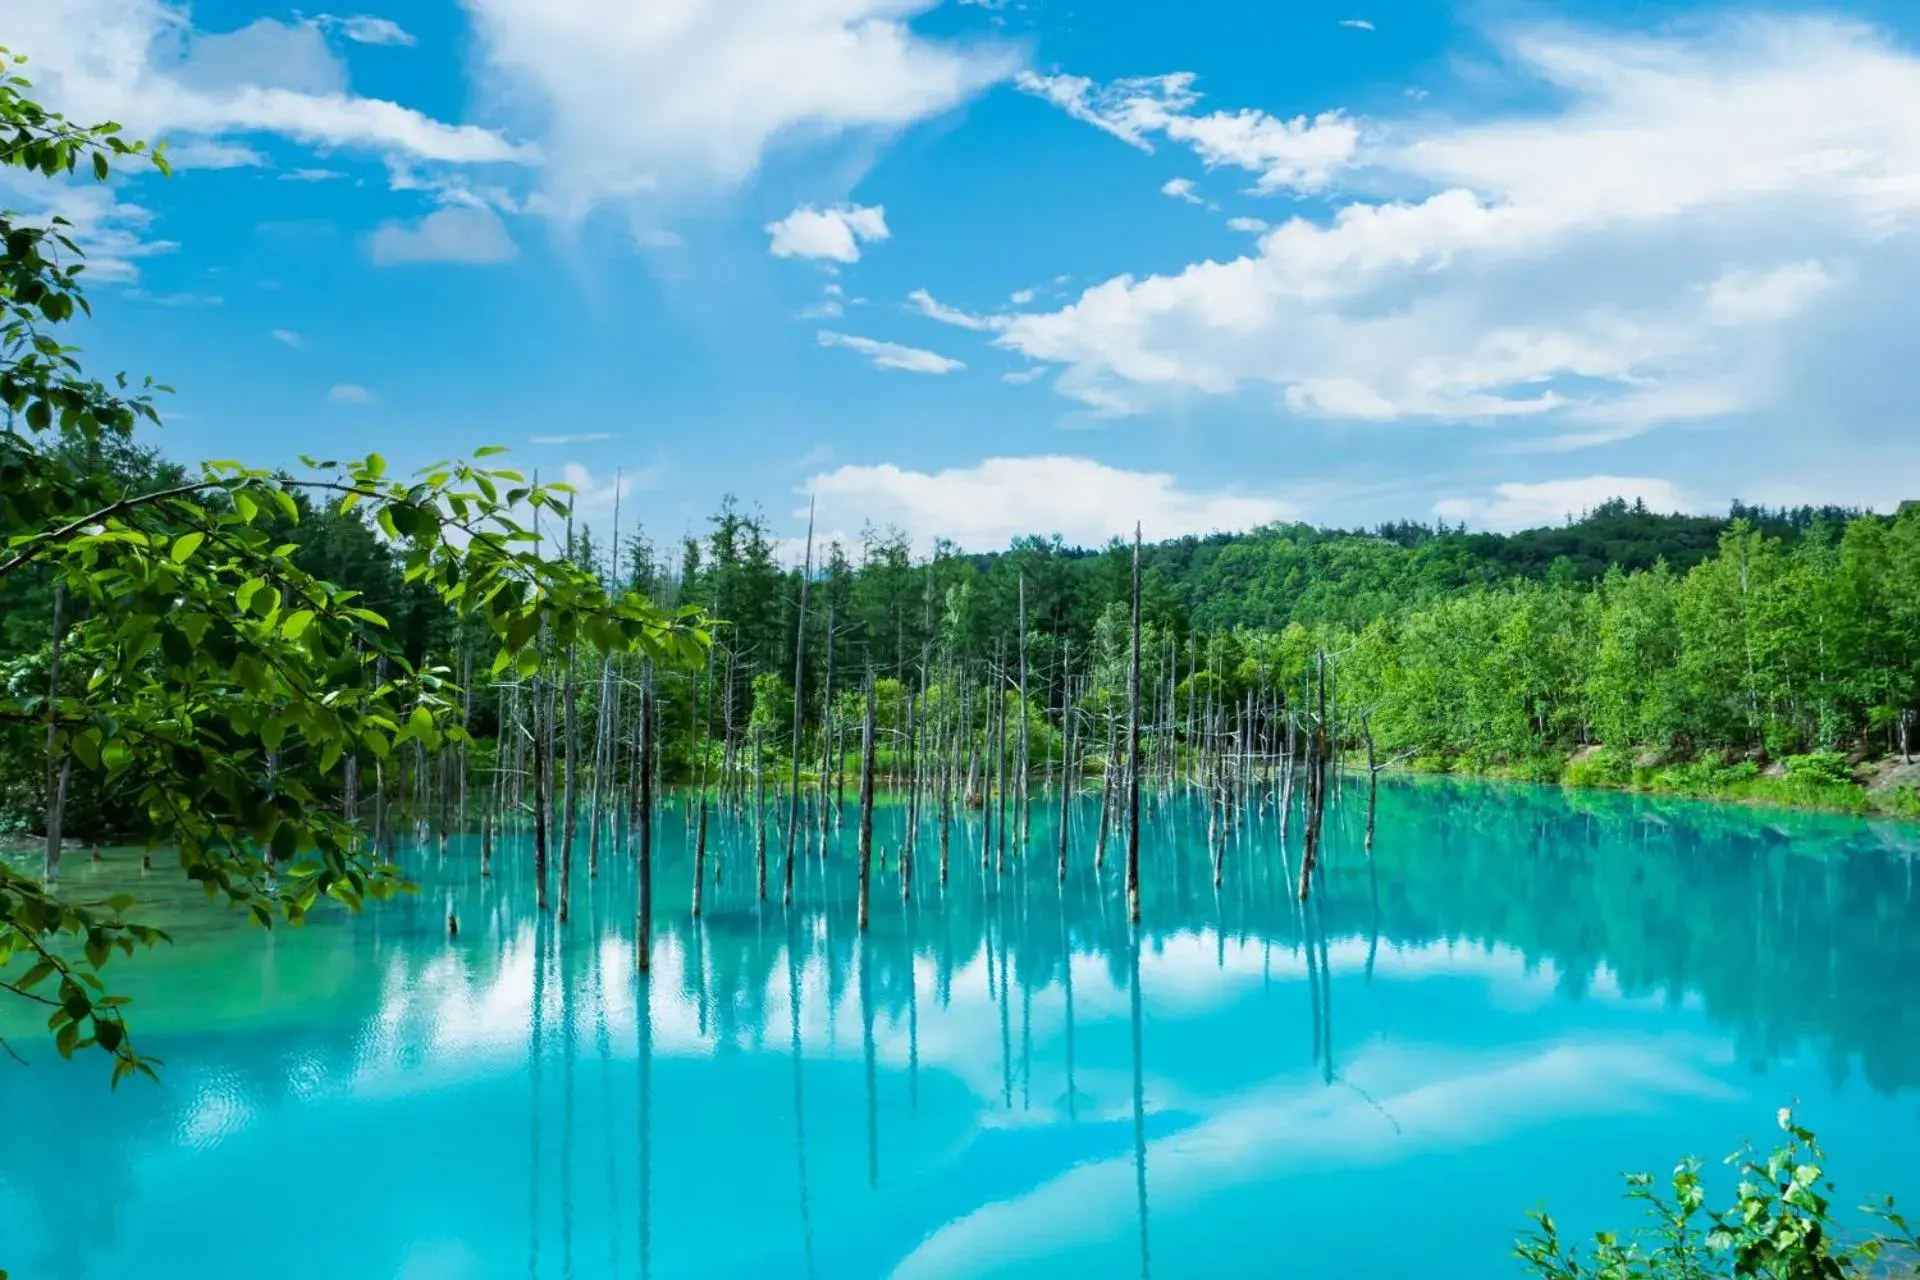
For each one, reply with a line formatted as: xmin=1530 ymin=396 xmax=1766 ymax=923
xmin=3 ymin=777 xmax=1919 ymax=1279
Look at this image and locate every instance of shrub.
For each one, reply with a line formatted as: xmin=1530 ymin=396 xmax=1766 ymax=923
xmin=1784 ymin=751 xmax=1856 ymax=787
xmin=1517 ymin=1110 xmax=1918 ymax=1278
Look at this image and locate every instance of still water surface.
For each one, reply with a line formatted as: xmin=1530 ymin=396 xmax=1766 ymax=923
xmin=3 ymin=777 xmax=1918 ymax=1278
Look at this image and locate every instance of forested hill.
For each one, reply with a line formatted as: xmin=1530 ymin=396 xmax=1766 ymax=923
xmin=964 ymin=498 xmax=1880 ymax=632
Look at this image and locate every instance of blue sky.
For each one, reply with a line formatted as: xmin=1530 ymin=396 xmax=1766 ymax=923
xmin=10 ymin=0 xmax=1920 ymax=555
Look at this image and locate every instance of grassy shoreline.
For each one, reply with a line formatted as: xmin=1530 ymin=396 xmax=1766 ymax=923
xmin=1384 ymin=746 xmax=1920 ymax=819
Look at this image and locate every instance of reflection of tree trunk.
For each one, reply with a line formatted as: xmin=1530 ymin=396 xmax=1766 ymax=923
xmin=1366 ymin=845 xmax=1380 ymax=984
xmin=1129 ymin=932 xmax=1152 ymax=1280
xmin=1020 ymin=952 xmax=1033 ymax=1110
xmin=860 ymin=936 xmax=879 ymax=1189
xmin=560 ymin=911 xmax=577 ymax=1279
xmin=530 ymin=915 xmax=547 ymax=1278
xmin=907 ymin=916 xmax=920 ymax=1111
xmin=1061 ymin=879 xmax=1078 ymax=1121
xmin=787 ymin=923 xmax=816 ymax=1280
xmin=999 ymin=921 xmax=1013 ymax=1109
xmin=593 ymin=887 xmax=622 ymax=1277
xmin=638 ymin=951 xmax=654 ymax=1280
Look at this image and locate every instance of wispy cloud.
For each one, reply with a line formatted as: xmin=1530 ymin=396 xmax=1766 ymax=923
xmin=818 ymin=331 xmax=965 ymax=374
xmin=531 ymin=432 xmax=615 ymax=445
xmin=1340 ymin=18 xmax=1376 ymax=32
xmin=327 ymin=383 xmax=376 ymax=405
xmin=271 ymin=328 xmax=303 ymax=347
xmin=124 ymin=289 xmax=223 ymax=306
xmin=906 ymin=287 xmax=998 ymax=331
xmin=320 ymin=14 xmax=418 ymax=46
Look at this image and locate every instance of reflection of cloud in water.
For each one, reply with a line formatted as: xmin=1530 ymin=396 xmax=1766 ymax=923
xmin=329 ymin=926 xmax=1711 ymax=1117
xmin=892 ymin=1036 xmax=1738 ymax=1278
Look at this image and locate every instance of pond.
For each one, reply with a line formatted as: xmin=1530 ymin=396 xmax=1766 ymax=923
xmin=3 ymin=777 xmax=1918 ymax=1278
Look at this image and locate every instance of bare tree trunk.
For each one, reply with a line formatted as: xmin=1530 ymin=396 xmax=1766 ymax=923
xmin=560 ymin=642 xmax=579 ymax=923
xmin=1058 ymin=640 xmax=1073 ymax=883
xmin=857 ymin=668 xmax=877 ymax=931
xmin=1127 ymin=523 xmax=1144 ymax=923
xmin=754 ymin=722 xmax=769 ymax=899
xmin=532 ymin=668 xmax=552 ymax=914
xmin=637 ymin=672 xmax=655 ymax=973
xmin=901 ymin=681 xmax=917 ymax=900
xmin=784 ymin=502 xmax=815 ymax=907
xmin=938 ymin=673 xmax=954 ymax=886
xmin=693 ymin=644 xmax=715 ymax=918
xmin=1017 ymin=575 xmax=1031 ymax=848
xmin=43 ymin=582 xmax=68 ymax=885
xmin=818 ymin=599 xmax=836 ymax=854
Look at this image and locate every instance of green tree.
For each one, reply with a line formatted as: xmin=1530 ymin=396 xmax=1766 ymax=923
xmin=0 ymin=57 xmax=704 ymax=1080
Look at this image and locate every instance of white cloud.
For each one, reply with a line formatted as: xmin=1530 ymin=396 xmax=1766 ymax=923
xmin=1009 ymin=287 xmax=1036 ymax=305
xmin=1340 ymin=18 xmax=1376 ymax=31
xmin=271 ymin=328 xmax=302 ymax=346
xmin=766 ymin=203 xmax=889 ymax=263
xmin=280 ymin=168 xmax=345 ymax=182
xmin=462 ymin=0 xmax=1018 ymax=213
xmin=1002 ymin=367 xmax=1047 ymax=385
xmin=906 ymin=287 xmax=997 ymax=331
xmin=807 ymin=455 xmax=1295 ymax=551
xmin=2 ymin=1 xmax=532 ymax=167
xmin=995 ymin=17 xmax=1920 ymax=442
xmin=1701 ymin=261 xmax=1833 ymax=325
xmin=1226 ymin=215 xmax=1269 ymax=233
xmin=817 ymin=330 xmax=964 ymax=374
xmin=164 ymin=139 xmax=267 ymax=169
xmin=1433 ymin=476 xmax=1701 ymax=530
xmin=324 ymin=14 xmax=416 ymax=46
xmin=797 ymin=300 xmax=845 ymax=319
xmin=0 ymin=175 xmax=175 ymax=282
xmin=124 ymin=288 xmax=221 ymax=305
xmin=327 ymin=383 xmax=376 ymax=404
xmin=531 ymin=432 xmax=614 ymax=445
xmin=366 ymin=206 xmax=519 ymax=265
xmin=1016 ymin=70 xmax=1359 ymax=194
xmin=1161 ymin=176 xmax=1203 ymax=204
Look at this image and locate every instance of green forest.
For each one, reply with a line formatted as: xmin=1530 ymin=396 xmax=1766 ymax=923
xmin=9 ymin=439 xmax=1920 ymax=841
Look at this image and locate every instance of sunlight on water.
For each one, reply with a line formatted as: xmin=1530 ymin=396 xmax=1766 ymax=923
xmin=3 ymin=778 xmax=1918 ymax=1279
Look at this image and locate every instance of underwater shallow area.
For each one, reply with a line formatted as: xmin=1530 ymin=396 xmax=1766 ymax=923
xmin=3 ymin=776 xmax=1919 ymax=1279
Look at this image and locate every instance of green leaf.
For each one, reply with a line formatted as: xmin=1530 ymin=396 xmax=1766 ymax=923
xmin=169 ymin=531 xmax=205 ymax=563
xmin=281 ymin=610 xmax=315 ymax=640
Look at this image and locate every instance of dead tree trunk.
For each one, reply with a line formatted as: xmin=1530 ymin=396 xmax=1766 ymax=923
xmin=857 ymin=667 xmax=877 ymax=931
xmin=43 ymin=582 xmax=69 ymax=885
xmin=637 ymin=673 xmax=655 ymax=973
xmin=1126 ymin=523 xmax=1144 ymax=924
xmin=784 ymin=502 xmax=815 ymax=907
